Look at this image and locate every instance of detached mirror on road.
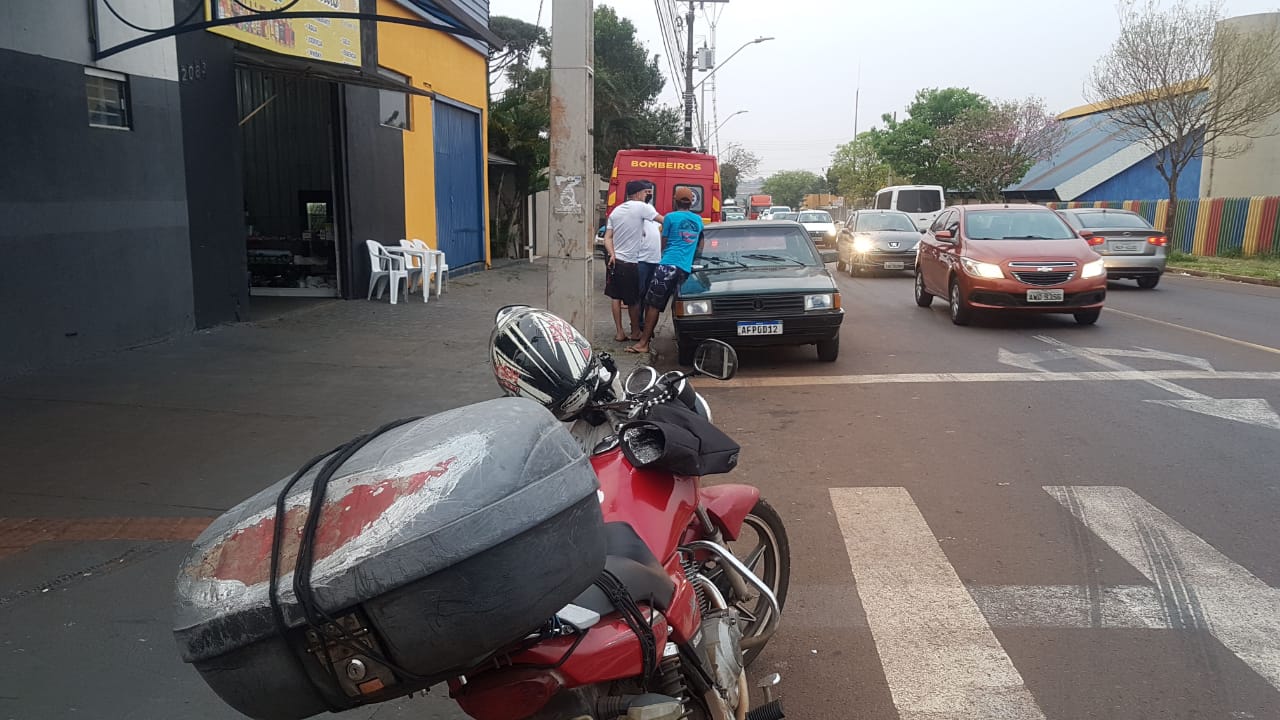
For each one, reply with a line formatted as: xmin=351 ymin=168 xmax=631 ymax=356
xmin=820 ymin=249 xmax=838 ymax=264
xmin=693 ymin=340 xmax=738 ymax=381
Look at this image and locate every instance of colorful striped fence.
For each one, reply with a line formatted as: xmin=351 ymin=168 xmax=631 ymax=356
xmin=1045 ymin=197 xmax=1280 ymax=257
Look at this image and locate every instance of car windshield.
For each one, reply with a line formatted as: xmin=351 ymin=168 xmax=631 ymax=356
xmin=896 ymin=189 xmax=942 ymax=213
xmin=1073 ymin=212 xmax=1154 ymax=229
xmin=772 ymin=212 xmax=798 ymax=221
xmin=697 ymin=227 xmax=821 ymax=267
xmin=798 ymin=212 xmax=832 ymax=223
xmin=964 ymin=210 xmax=1076 ymax=240
xmin=856 ymin=212 xmax=917 ymax=232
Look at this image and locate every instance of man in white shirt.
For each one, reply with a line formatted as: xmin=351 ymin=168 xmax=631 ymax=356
xmin=603 ymin=180 xmax=665 ymax=341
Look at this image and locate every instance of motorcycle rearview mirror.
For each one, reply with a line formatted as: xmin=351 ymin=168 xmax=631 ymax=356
xmin=623 ymin=365 xmax=659 ymax=396
xmin=692 ymin=340 xmax=738 ymax=381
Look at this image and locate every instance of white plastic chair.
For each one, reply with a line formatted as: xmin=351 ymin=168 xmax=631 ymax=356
xmin=410 ymin=239 xmax=448 ymax=296
xmin=365 ymin=239 xmax=409 ymax=305
xmin=395 ymin=239 xmax=430 ymax=302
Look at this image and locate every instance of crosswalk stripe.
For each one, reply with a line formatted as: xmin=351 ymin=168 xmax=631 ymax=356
xmin=830 ymin=487 xmax=1048 ymax=719
xmin=1045 ymin=486 xmax=1280 ymax=692
xmin=969 ymin=584 xmax=1173 ymax=629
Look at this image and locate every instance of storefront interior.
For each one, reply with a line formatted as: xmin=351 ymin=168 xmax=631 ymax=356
xmin=236 ymin=68 xmax=344 ymax=297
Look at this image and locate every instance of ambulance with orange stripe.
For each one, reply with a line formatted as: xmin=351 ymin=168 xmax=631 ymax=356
xmin=606 ymin=145 xmax=723 ymax=225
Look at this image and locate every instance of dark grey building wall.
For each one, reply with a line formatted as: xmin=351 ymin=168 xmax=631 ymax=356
xmin=175 ymin=29 xmax=248 ymax=327
xmin=340 ymin=84 xmax=406 ymax=298
xmin=0 ymin=49 xmax=193 ymax=375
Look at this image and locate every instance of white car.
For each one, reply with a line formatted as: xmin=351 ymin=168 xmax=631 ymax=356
xmin=796 ymin=210 xmax=837 ymax=247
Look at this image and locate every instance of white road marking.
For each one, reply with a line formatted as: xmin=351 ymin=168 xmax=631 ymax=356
xmin=1034 ymin=335 xmax=1280 ymax=430
xmin=1107 ymin=307 xmax=1280 ymax=357
xmin=717 ymin=369 xmax=1280 ymax=389
xmin=1045 ymin=486 xmax=1280 ymax=691
xmin=1033 ymin=335 xmax=1207 ymax=399
xmin=969 ymin=584 xmax=1173 ymax=630
xmin=998 ymin=345 xmax=1216 ymax=372
xmin=830 ymin=488 xmax=1048 ymax=719
xmin=1147 ymin=397 xmax=1280 ymax=431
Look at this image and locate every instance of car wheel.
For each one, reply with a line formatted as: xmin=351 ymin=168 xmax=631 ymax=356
xmin=914 ymin=269 xmax=934 ymax=308
xmin=1137 ymin=275 xmax=1160 ymax=289
xmin=817 ymin=335 xmax=839 ymax=362
xmin=676 ymin=338 xmax=696 ymax=366
xmin=949 ymin=278 xmax=972 ymax=326
xmin=1074 ymin=309 xmax=1102 ymax=325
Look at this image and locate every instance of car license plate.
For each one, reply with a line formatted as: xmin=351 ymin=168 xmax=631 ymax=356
xmin=1027 ymin=289 xmax=1065 ymax=303
xmin=738 ymin=321 xmax=783 ymax=336
xmin=1111 ymin=242 xmax=1140 ymax=252
xmin=883 ymin=261 xmax=905 ymax=270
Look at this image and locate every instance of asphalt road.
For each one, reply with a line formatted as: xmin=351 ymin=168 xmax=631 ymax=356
xmin=2 ymin=264 xmax=1276 ymax=719
xmin=708 ymin=269 xmax=1280 ymax=719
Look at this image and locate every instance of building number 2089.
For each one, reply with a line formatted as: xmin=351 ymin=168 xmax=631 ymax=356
xmin=179 ymin=61 xmax=209 ymax=83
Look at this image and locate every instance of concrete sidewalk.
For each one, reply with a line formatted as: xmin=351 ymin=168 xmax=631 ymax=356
xmin=0 ymin=259 xmax=669 ymax=719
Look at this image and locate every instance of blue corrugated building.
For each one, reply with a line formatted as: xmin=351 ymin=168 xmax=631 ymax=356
xmin=1006 ymin=92 xmax=1205 ymax=202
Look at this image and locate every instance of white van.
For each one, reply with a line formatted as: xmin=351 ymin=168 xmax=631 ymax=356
xmin=873 ymin=185 xmax=945 ymax=230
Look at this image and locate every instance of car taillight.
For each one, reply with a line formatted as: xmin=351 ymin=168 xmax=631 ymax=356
xmin=1148 ymin=235 xmax=1168 ymax=246
xmin=1080 ymin=232 xmax=1106 ymax=246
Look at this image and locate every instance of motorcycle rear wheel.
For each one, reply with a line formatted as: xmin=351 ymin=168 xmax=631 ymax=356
xmin=720 ymin=498 xmax=790 ymax=666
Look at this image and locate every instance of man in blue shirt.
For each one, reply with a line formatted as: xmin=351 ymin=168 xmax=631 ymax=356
xmin=628 ymin=187 xmax=703 ymax=354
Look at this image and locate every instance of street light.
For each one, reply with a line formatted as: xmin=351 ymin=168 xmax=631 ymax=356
xmin=693 ymin=36 xmax=774 ymax=92
xmin=715 ymin=110 xmax=748 ymax=136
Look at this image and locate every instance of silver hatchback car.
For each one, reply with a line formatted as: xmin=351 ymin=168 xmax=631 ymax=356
xmin=1057 ymin=208 xmax=1168 ymax=289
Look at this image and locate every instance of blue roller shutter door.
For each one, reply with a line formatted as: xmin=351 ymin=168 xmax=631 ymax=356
xmin=433 ymin=101 xmax=484 ymax=269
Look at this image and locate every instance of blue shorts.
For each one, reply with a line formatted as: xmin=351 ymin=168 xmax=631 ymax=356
xmin=637 ymin=261 xmax=658 ymax=298
xmin=643 ymin=264 xmax=688 ymax=311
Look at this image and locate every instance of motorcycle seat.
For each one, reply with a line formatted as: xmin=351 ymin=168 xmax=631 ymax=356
xmin=571 ymin=522 xmax=677 ymax=618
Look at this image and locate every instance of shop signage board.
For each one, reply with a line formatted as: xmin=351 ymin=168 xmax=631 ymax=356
xmin=206 ymin=0 xmax=362 ymax=66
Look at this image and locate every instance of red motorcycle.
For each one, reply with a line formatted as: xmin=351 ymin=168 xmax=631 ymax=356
xmin=174 ymin=341 xmax=788 ymax=720
xmin=452 ymin=340 xmax=791 ymax=720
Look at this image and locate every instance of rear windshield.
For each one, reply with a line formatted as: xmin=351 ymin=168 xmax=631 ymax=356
xmin=698 ymin=226 xmax=822 ymax=267
xmin=896 ymin=189 xmax=943 ymax=213
xmin=856 ymin=212 xmax=917 ymax=232
xmin=1072 ymin=212 xmax=1154 ymax=230
xmin=772 ymin=212 xmax=798 ymax=221
xmin=798 ymin=212 xmax=832 ymax=223
xmin=964 ymin=210 xmax=1076 ymax=240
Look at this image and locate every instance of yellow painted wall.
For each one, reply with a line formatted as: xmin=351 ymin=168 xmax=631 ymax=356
xmin=376 ymin=0 xmax=491 ymax=265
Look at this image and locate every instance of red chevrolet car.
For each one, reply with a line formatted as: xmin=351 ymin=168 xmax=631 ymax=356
xmin=914 ymin=204 xmax=1107 ymax=326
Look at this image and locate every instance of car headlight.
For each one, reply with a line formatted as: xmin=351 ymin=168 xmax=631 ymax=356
xmin=677 ymin=299 xmax=712 ymax=316
xmin=960 ymin=257 xmax=1004 ymax=279
xmin=853 ymin=235 xmax=875 ymax=253
xmin=805 ymin=293 xmax=840 ymax=311
xmin=1081 ymin=259 xmax=1106 ymax=279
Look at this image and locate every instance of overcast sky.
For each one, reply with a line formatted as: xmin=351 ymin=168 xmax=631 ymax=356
xmin=489 ymin=0 xmax=1280 ymax=177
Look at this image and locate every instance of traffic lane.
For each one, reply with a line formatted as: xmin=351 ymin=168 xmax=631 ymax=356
xmin=721 ymin=270 xmax=1280 ymax=377
xmin=1103 ymin=274 xmax=1280 ymax=351
xmin=703 ymin=380 xmax=1280 ymax=719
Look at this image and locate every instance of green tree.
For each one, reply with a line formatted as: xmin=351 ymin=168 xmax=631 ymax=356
xmin=866 ymin=87 xmax=989 ymax=188
xmin=718 ymin=143 xmax=760 ymax=199
xmin=592 ymin=6 xmax=681 ymax=176
xmin=761 ymin=170 xmax=826 ymax=209
xmin=936 ymin=98 xmax=1065 ymax=202
xmin=488 ymin=16 xmax=547 ymax=87
xmin=828 ymin=133 xmax=891 ymax=207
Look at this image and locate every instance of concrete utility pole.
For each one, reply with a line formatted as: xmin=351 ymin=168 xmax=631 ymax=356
xmin=547 ymin=0 xmax=595 ymax=336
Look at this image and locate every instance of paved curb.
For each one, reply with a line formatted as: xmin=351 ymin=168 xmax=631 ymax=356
xmin=1167 ymin=266 xmax=1280 ymax=287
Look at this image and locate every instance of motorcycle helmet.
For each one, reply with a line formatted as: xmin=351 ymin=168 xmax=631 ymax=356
xmin=490 ymin=305 xmax=605 ymax=421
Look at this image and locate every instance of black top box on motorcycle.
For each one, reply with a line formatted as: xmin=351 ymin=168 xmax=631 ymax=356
xmin=173 ymin=398 xmax=606 ymax=720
